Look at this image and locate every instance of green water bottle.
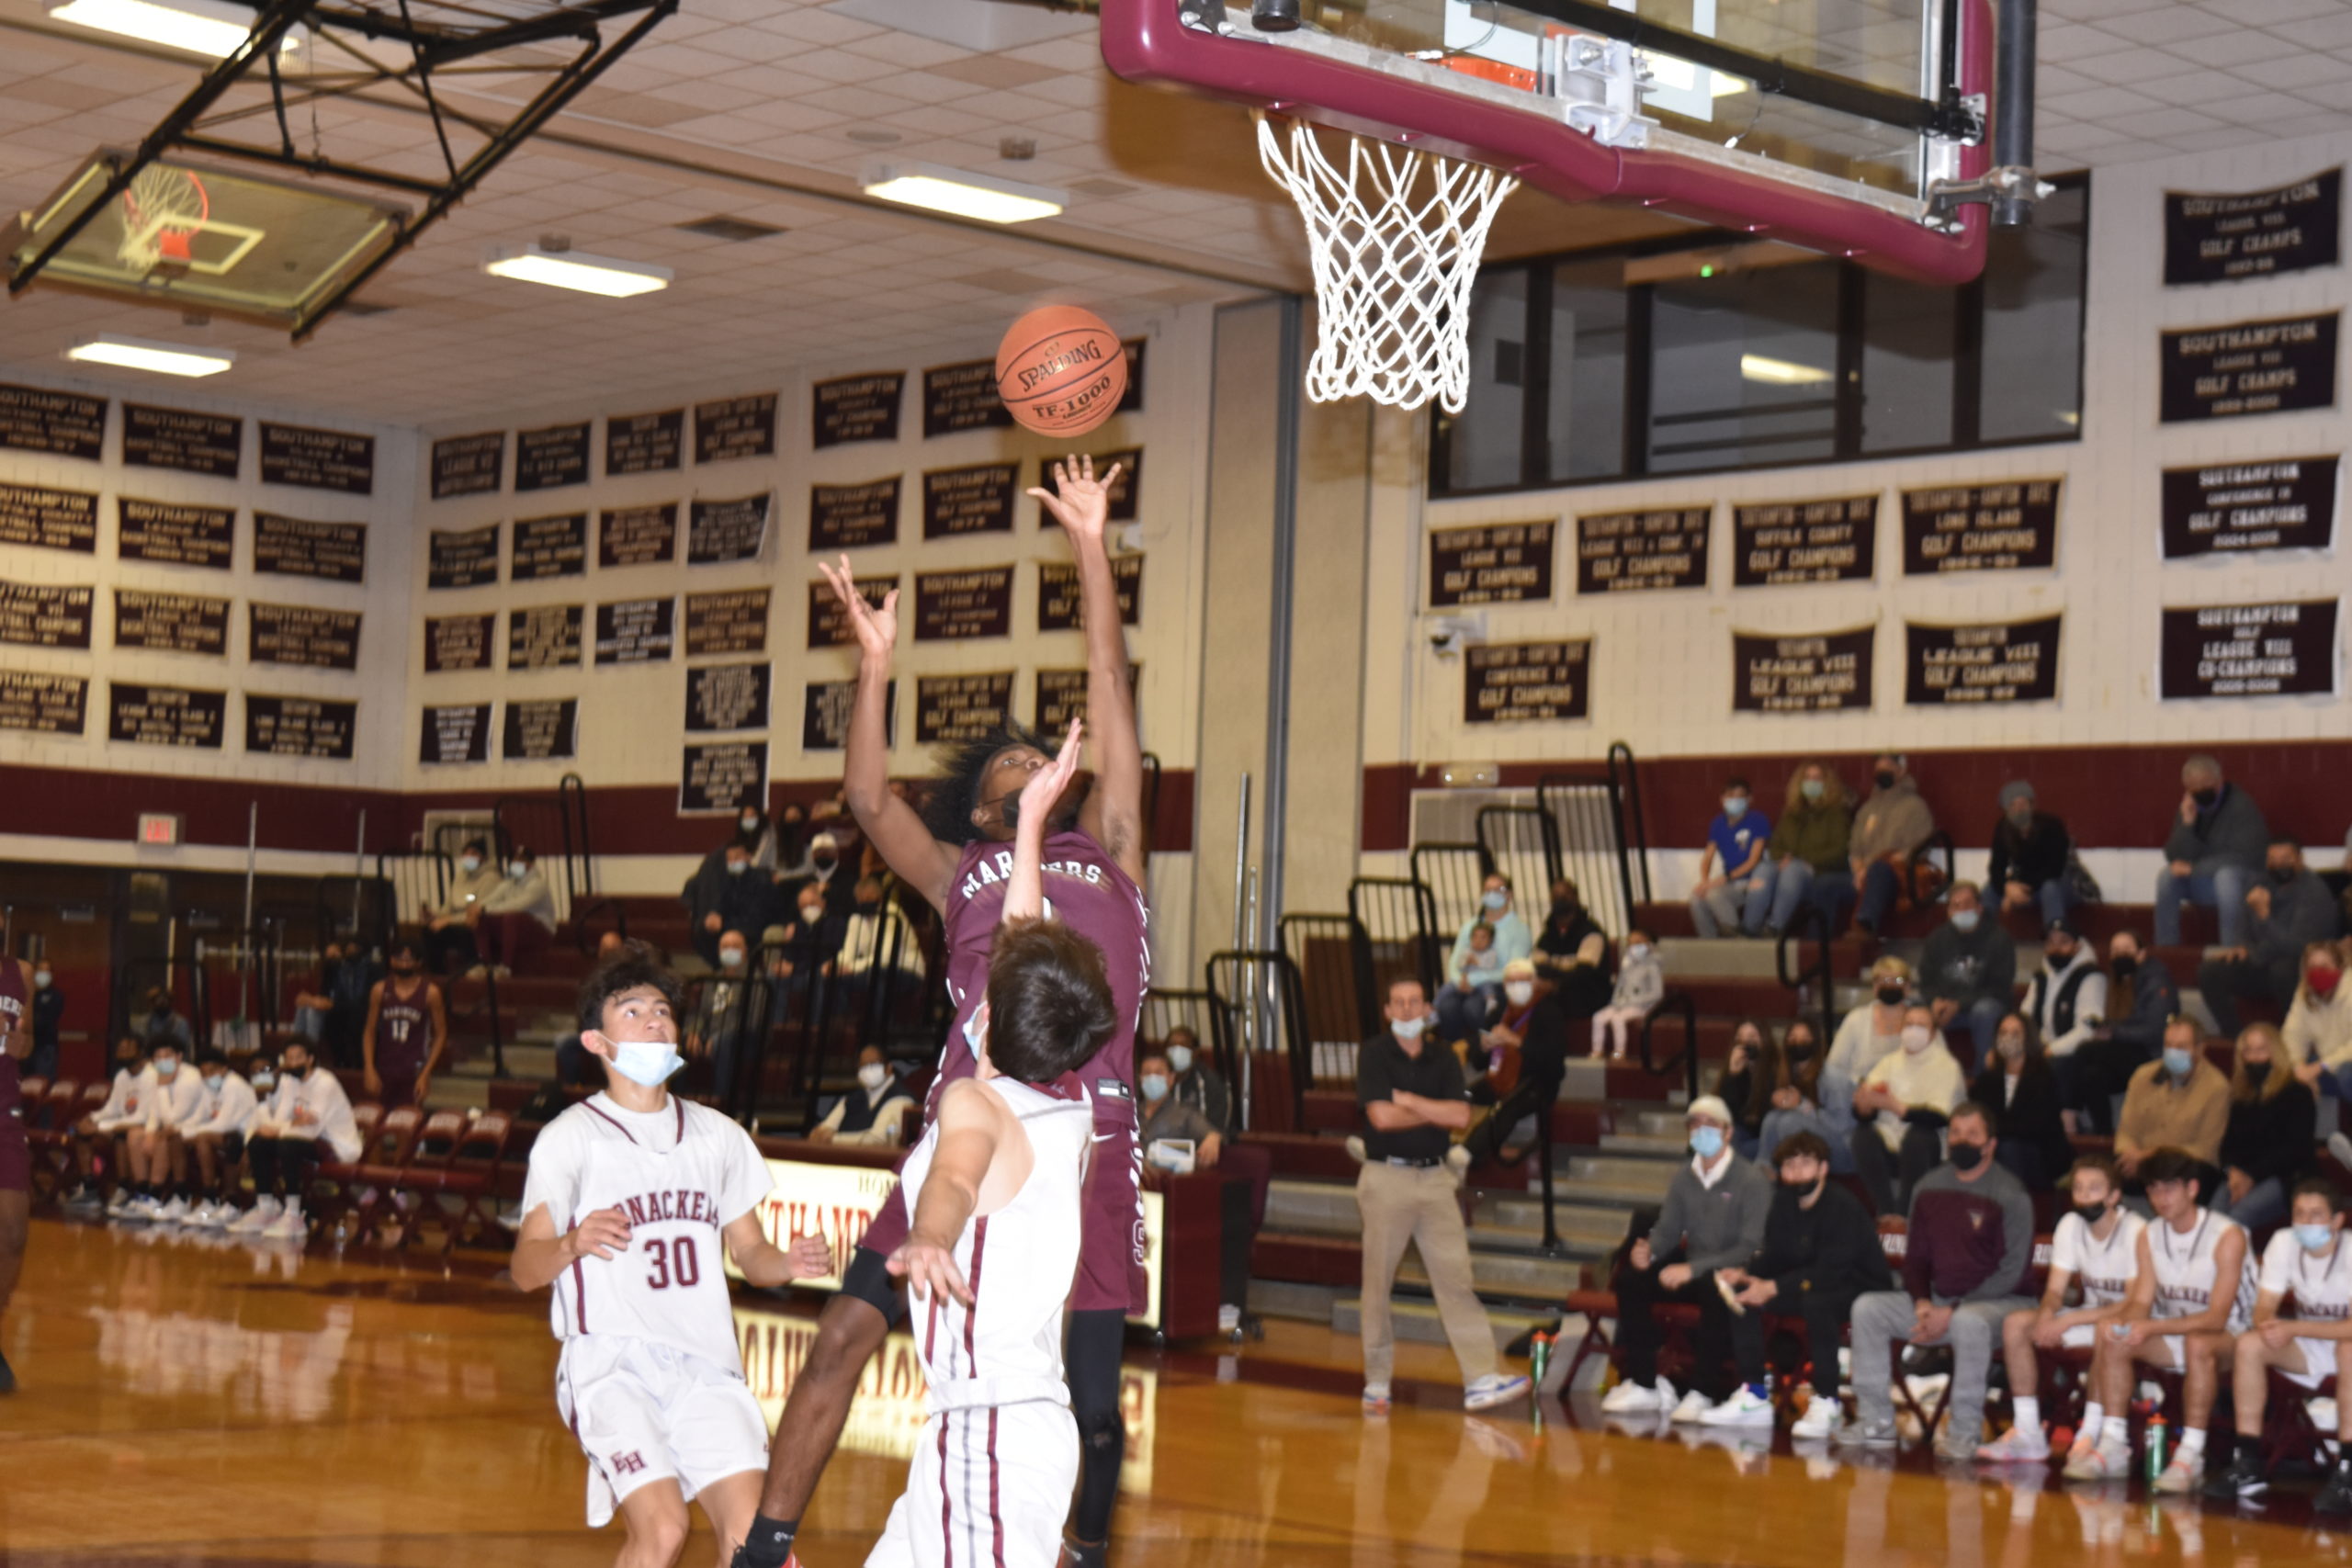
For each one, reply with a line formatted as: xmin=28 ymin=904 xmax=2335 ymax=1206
xmin=1530 ymin=1331 xmax=1552 ymax=1389
xmin=2144 ymin=1414 xmax=2167 ymax=1484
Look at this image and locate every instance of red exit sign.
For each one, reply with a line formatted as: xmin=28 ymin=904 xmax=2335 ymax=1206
xmin=136 ymin=813 xmax=183 ymax=846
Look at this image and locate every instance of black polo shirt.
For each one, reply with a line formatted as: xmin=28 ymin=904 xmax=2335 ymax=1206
xmin=1357 ymin=1030 xmax=1467 ymax=1163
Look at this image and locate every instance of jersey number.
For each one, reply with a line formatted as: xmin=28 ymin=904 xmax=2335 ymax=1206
xmin=390 ymin=1019 xmax=411 ymax=1043
xmin=646 ymin=1236 xmax=701 ymax=1291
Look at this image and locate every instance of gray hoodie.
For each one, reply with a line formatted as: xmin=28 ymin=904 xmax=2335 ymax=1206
xmin=1645 ymin=1150 xmax=1773 ymax=1275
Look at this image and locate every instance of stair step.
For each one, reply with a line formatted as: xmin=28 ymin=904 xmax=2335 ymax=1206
xmin=1564 ymin=1153 xmax=1681 ymax=1190
xmin=1331 ymin=1293 xmax=1561 ymax=1349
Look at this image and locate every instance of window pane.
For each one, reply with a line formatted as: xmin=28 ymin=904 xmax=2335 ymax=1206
xmin=1544 ymin=258 xmax=1627 ymax=483
xmin=1646 ymin=260 xmax=1840 ymax=474
xmin=1979 ymin=182 xmax=2087 ymax=443
xmin=1437 ymin=269 xmax=1528 ymax=492
xmin=1860 ymin=272 xmax=1957 ymax=453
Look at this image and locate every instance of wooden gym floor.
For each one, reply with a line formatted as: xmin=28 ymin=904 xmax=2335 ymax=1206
xmin=6 ymin=1214 xmax=2352 ymax=1567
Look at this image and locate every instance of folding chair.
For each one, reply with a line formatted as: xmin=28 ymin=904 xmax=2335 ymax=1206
xmin=433 ymin=1112 xmax=514 ymax=1252
xmin=378 ymin=1110 xmax=469 ymax=1250
xmin=344 ymin=1106 xmax=423 ymax=1244
xmin=305 ymin=1101 xmax=385 ymax=1229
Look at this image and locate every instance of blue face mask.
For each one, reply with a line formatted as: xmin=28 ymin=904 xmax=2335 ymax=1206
xmin=2297 ymin=1224 xmax=2336 ymax=1253
xmin=1481 ymin=890 xmax=1507 ymax=911
xmin=1722 ymin=795 xmax=1747 ymax=819
xmin=1139 ymin=1076 xmax=1170 ymax=1102
xmin=608 ymin=1037 xmax=684 ymax=1088
xmin=1690 ymin=1126 xmax=1724 ymax=1160
xmin=2163 ymin=1046 xmax=2195 ymax=1078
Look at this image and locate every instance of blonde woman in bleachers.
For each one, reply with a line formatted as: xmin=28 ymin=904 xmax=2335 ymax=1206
xmin=1739 ymin=761 xmax=1852 ymax=938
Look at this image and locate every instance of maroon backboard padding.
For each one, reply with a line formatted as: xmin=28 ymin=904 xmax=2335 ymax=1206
xmin=1101 ymin=0 xmax=1991 ymax=285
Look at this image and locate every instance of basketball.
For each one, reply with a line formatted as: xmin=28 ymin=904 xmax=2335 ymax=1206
xmin=996 ymin=305 xmax=1126 ymax=436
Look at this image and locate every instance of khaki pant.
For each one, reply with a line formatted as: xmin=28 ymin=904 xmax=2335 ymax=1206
xmin=1356 ymin=1161 xmax=1497 ymax=1387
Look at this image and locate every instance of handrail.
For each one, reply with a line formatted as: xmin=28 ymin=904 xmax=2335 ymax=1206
xmin=560 ymin=771 xmax=598 ymax=904
xmin=1607 ymin=740 xmax=1653 ymax=906
xmin=1635 ymin=987 xmax=1701 ymax=1102
xmin=1774 ymin=900 xmax=1837 ymax=1046
xmin=1347 ymin=875 xmax=1443 ymax=1001
xmin=1475 ymin=802 xmax=1565 ymax=909
xmin=1204 ymin=949 xmax=1313 ymax=1134
xmin=1908 ymin=829 xmax=1956 ymax=904
xmin=1276 ymin=910 xmax=1375 ymax=1047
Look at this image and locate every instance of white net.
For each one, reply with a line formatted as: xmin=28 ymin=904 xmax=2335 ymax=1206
xmin=1254 ymin=112 xmax=1518 ymax=414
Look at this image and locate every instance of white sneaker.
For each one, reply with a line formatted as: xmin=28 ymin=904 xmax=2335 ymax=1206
xmin=2153 ymin=1449 xmax=2203 ymax=1495
xmin=1669 ymin=1388 xmax=1714 ymax=1423
xmin=228 ymin=1196 xmax=281 ymax=1235
xmin=1976 ymin=1424 xmax=2052 ymax=1463
xmin=127 ymin=1194 xmax=164 ymax=1223
xmin=105 ymin=1189 xmax=137 ymax=1218
xmin=260 ymin=1205 xmax=308 ymax=1242
xmin=1698 ymin=1386 xmax=1776 ymax=1427
xmin=1601 ymin=1376 xmax=1674 ymax=1415
xmin=1343 ymin=1135 xmax=1366 ymax=1164
xmin=179 ymin=1201 xmax=211 ymax=1227
xmin=2064 ymin=1438 xmax=2131 ymax=1483
xmin=156 ymin=1196 xmax=190 ymax=1223
xmin=1464 ymin=1373 xmax=1532 ymax=1412
xmin=1790 ymin=1396 xmax=1839 ymax=1439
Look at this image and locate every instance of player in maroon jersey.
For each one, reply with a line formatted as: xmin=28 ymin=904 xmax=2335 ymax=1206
xmin=738 ymin=457 xmax=1147 ymax=1568
xmin=0 ymin=951 xmax=35 ymax=1393
xmin=362 ymin=938 xmax=447 ymax=1107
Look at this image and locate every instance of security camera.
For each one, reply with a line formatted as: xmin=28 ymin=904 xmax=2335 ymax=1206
xmin=1424 ymin=613 xmax=1486 ymax=660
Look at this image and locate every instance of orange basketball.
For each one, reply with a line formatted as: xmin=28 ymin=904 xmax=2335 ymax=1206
xmin=995 ymin=306 xmax=1126 ymax=436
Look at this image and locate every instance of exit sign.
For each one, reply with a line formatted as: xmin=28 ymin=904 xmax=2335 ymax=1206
xmin=137 ymin=813 xmax=183 ymax=846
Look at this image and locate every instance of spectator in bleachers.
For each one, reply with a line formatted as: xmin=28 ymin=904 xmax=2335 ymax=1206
xmin=2213 ymin=1023 xmax=2315 ymax=1235
xmin=292 ymin=942 xmax=382 ymax=1071
xmin=1688 ymin=774 xmax=1770 ymax=939
xmin=1755 ymin=1017 xmax=1848 ymax=1175
xmin=423 ymin=838 xmax=502 ymax=976
xmin=1533 ymin=878 xmax=1611 ymax=1016
xmin=2027 ymin=918 xmax=2107 ymax=1092
xmin=1821 ymin=753 xmax=1937 ymax=938
xmin=768 ymin=880 xmax=846 ymax=1021
xmin=1138 ymin=1049 xmax=1222 ymax=1170
xmin=2155 ymin=753 xmax=2269 ymax=948
xmin=1353 ymin=976 xmax=1530 ymax=1416
xmin=1599 ymin=1095 xmax=1772 ymax=1424
xmin=1919 ymin=881 xmax=2018 ymax=1069
xmin=2200 ymin=836 xmax=2341 ymax=1035
xmin=1975 ymin=1155 xmax=2143 ymax=1463
xmin=231 ymin=1037 xmax=361 ymax=1241
xmin=1589 ymin=928 xmax=1661 ymax=1061
xmin=1713 ymin=1019 xmax=1774 ymax=1159
xmin=683 ymin=836 xmax=770 ymax=970
xmin=795 ymin=830 xmax=857 ymax=923
xmin=736 ymin=805 xmax=783 ymax=874
xmin=1824 ymin=956 xmax=1913 ymax=1152
xmin=1487 ymin=959 xmax=1573 ymax=1165
xmin=182 ymin=1049 xmax=261 ymax=1227
xmin=2062 ymin=1148 xmax=2248 ymax=1490
xmin=2067 ymin=930 xmax=2177 ymax=1135
xmin=119 ymin=1034 xmax=205 ymax=1222
xmin=1987 ymin=780 xmax=2077 ymax=934
xmin=1843 ymin=1102 xmax=2034 ymax=1457
xmin=2290 ymin=942 xmax=2352 ymax=1100
xmin=685 ymin=930 xmax=769 ymax=1110
xmin=1742 ymin=761 xmax=1852 ymax=938
xmin=828 ymin=879 xmax=928 ymax=1022
xmin=1720 ymin=1129 xmax=1892 ymax=1440
xmin=2114 ymin=1018 xmax=2230 ymax=1181
xmin=1850 ymin=1004 xmax=1966 ymax=1214
xmin=2206 ymin=1179 xmax=2352 ymax=1510
xmin=1438 ymin=920 xmax=1505 ymax=1046
xmin=1968 ymin=1011 xmax=2071 ymax=1192
xmin=66 ymin=1036 xmax=151 ymax=1212
xmin=1159 ymin=1024 xmax=1232 ymax=1134
xmin=28 ymin=961 xmax=60 ymax=1082
xmin=808 ymin=1043 xmax=914 ymax=1147
xmin=138 ymin=987 xmax=193 ymax=1055
xmin=477 ymin=845 xmax=558 ymax=979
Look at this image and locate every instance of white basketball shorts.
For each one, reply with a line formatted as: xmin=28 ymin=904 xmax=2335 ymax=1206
xmin=557 ymin=1335 xmax=769 ymax=1527
xmin=865 ymin=1399 xmax=1079 ymax=1568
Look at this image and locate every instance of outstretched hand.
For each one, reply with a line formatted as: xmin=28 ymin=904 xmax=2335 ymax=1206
xmin=886 ymin=1237 xmax=973 ymax=1307
xmin=818 ymin=554 xmax=898 ymax=661
xmin=1027 ymin=454 xmax=1124 ymax=547
xmin=1018 ymin=717 xmax=1085 ymax=830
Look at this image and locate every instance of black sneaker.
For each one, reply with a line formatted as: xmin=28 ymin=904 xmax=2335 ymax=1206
xmin=2203 ymin=1450 xmax=2267 ymax=1499
xmin=2319 ymin=1467 xmax=2352 ymax=1515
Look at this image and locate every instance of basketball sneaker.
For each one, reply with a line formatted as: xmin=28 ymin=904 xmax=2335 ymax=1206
xmin=2204 ymin=1448 xmax=2267 ymax=1499
xmin=156 ymin=1195 xmax=190 ymax=1224
xmin=1362 ymin=1382 xmax=1392 ymax=1415
xmin=1668 ymin=1387 xmax=1714 ymax=1423
xmin=2063 ymin=1435 xmax=2130 ymax=1482
xmin=2152 ymin=1448 xmax=2202 ymax=1495
xmin=1974 ymin=1425 xmax=2052 ymax=1463
xmin=1697 ymin=1386 xmax=1775 ymax=1426
xmin=260 ymin=1202 xmax=308 ymax=1242
xmin=227 ymin=1196 xmax=280 ymax=1235
xmin=1789 ymin=1395 xmax=1838 ymax=1440
xmin=1834 ymin=1417 xmax=1897 ymax=1449
xmin=2317 ymin=1463 xmax=2352 ymax=1514
xmin=1464 ymin=1373 xmax=1531 ymax=1412
xmin=104 ymin=1188 xmax=136 ymax=1219
xmin=1600 ymin=1376 xmax=1674 ymax=1414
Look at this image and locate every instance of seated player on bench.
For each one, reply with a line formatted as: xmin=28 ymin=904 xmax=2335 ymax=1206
xmin=2207 ymin=1179 xmax=2352 ymax=1510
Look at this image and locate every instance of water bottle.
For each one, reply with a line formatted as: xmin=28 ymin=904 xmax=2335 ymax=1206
xmin=1530 ymin=1331 xmax=1551 ymax=1388
xmin=2144 ymin=1414 xmax=2167 ymax=1483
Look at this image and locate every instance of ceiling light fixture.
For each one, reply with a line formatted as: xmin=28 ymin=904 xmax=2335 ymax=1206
xmin=49 ymin=0 xmax=299 ymax=58
xmin=65 ymin=333 xmax=235 ymax=378
xmin=862 ymin=163 xmax=1065 ymax=224
xmin=1739 ymin=353 xmax=1832 ymax=386
xmin=483 ymin=244 xmax=671 ymax=298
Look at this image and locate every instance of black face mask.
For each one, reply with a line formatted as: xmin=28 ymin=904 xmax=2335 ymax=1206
xmin=812 ymin=853 xmax=837 ymax=871
xmin=1551 ymin=898 xmax=1579 ymax=923
xmin=2111 ymin=956 xmax=2137 ymax=982
xmin=1876 ymin=985 xmax=1906 ymax=1007
xmin=2048 ymin=947 xmax=2077 ymax=969
xmin=1874 ymin=770 xmax=1898 ymax=789
xmin=2191 ymin=786 xmax=2220 ymax=808
xmin=855 ymin=900 xmax=879 ymax=915
xmin=2271 ymin=866 xmax=2297 ymax=886
xmin=1948 ymin=1142 xmax=1986 ymax=1172
xmin=2247 ymin=1058 xmax=2274 ymax=1085
xmin=2072 ymin=1201 xmax=2109 ymax=1226
xmin=1784 ymin=1043 xmax=1816 ymax=1063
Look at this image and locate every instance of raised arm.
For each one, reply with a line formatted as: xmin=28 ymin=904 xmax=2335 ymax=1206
xmin=1004 ymin=720 xmax=1085 ymax=926
xmin=818 ymin=557 xmax=960 ymax=912
xmin=1030 ymin=457 xmax=1144 ymax=884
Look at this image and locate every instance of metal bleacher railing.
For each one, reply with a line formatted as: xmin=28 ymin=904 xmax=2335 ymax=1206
xmin=1534 ymin=740 xmax=1649 ymax=943
xmin=1204 ymin=949 xmax=1314 ymax=1134
xmin=1775 ymin=901 xmax=1838 ymax=1050
xmin=729 ymin=889 xmax=939 ymax=1129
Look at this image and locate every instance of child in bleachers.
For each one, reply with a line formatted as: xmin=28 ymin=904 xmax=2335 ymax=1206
xmin=1591 ymin=929 xmax=1662 ymax=1060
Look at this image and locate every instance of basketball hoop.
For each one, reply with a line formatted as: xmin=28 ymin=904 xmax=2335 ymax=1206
xmin=1253 ymin=112 xmax=1517 ymax=414
xmin=119 ymin=165 xmax=209 ymax=273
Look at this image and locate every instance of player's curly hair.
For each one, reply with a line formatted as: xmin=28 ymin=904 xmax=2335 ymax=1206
xmin=918 ymin=720 xmax=1058 ymax=847
xmin=576 ymin=939 xmax=683 ymax=1035
xmin=983 ymin=917 xmax=1117 ymax=1085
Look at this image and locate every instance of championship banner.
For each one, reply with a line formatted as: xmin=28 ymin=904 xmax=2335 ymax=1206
xmin=109 ymin=682 xmax=227 ymax=749
xmin=507 ymin=604 xmax=582 ymax=670
xmin=0 ymin=581 xmax=93 ymax=649
xmin=2165 ymin=170 xmax=2341 ymax=286
xmin=1576 ymin=506 xmax=1708 ymax=593
xmin=696 ymin=393 xmax=780 ymax=463
xmin=420 ymin=702 xmax=492 ymax=764
xmin=915 ymin=671 xmax=1014 ymax=744
xmin=424 ymin=613 xmax=495 ymax=673
xmin=123 ymin=403 xmax=241 ymax=478
xmin=685 ymin=661 xmax=772 ymax=733
xmin=430 ymin=430 xmax=504 ymax=499
xmin=427 ymin=522 xmax=501 ymax=588
xmin=1904 ymin=615 xmax=2062 ymax=705
xmin=2159 ymin=600 xmax=2338 ymax=700
xmin=597 ymin=502 xmax=678 ymax=568
xmin=0 ymin=382 xmax=105 ymax=460
xmin=248 ymin=603 xmax=362 ymax=671
xmin=594 ymin=597 xmax=675 ymax=665
xmin=0 ymin=482 xmax=99 ymax=554
xmin=2161 ymin=312 xmax=2339 ymax=423
xmin=1036 ymin=556 xmax=1142 ymax=631
xmin=1732 ymin=626 xmax=1874 ymax=714
xmin=113 ymin=589 xmax=229 ymax=657
xmin=811 ymin=375 xmax=901 ymax=447
xmin=503 ymin=697 xmax=579 ymax=761
xmin=511 ymin=512 xmax=588 ymax=580
xmin=1732 ymin=496 xmax=1876 ymax=586
xmin=516 ymin=421 xmax=591 ymax=491
xmin=1463 ymin=640 xmax=1590 ymax=724
xmin=922 ymin=463 xmax=1018 ymax=539
xmin=0 ymin=670 xmax=87 ymax=734
xmin=1899 ymin=481 xmax=2059 ymax=574
xmin=118 ymin=499 xmax=233 ymax=570
xmin=2159 ymin=457 xmax=2336 ymax=558
xmin=254 ymin=513 xmax=367 ymax=582
xmin=259 ymin=421 xmax=374 ymax=494
xmin=605 ymin=408 xmax=684 ymax=475
xmin=680 ymin=739 xmax=768 ymax=815
xmin=803 ymin=678 xmax=895 ymax=751
xmin=809 ymin=479 xmax=900 ymax=552
xmin=245 ymin=694 xmax=356 ymax=760
xmin=688 ymin=492 xmax=772 ymax=565
xmin=1427 ymin=521 xmax=1555 ymax=607
xmin=685 ymin=589 xmax=770 ymax=658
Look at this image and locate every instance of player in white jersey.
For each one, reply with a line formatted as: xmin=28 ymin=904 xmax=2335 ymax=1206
xmin=1981 ymin=1156 xmax=2146 ymax=1462
xmin=2209 ymin=1179 xmax=2352 ymax=1508
xmin=511 ymin=946 xmax=830 ymax=1567
xmin=859 ymin=725 xmax=1110 ymax=1568
xmin=2064 ymin=1148 xmax=2252 ymax=1491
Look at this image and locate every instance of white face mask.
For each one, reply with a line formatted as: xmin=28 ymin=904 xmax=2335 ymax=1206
xmin=857 ymin=1063 xmax=888 ymax=1091
xmin=718 ymin=948 xmax=744 ymax=969
xmin=508 ymin=861 xmax=528 ymax=879
xmin=727 ymin=861 xmax=749 ymax=876
xmin=800 ymin=904 xmax=824 ymax=925
xmin=1392 ymin=1015 xmax=1428 ymax=1042
xmin=1504 ymin=981 xmax=1534 ymax=1006
xmin=606 ymin=1035 xmax=684 ymax=1088
xmin=33 ymin=970 xmax=51 ymax=988
xmin=460 ymin=855 xmax=481 ymax=874
xmin=1901 ymin=1024 xmax=1932 ymax=1055
xmin=741 ymin=817 xmax=761 ymax=834
xmin=1627 ymin=943 xmax=1651 ymax=961
xmin=1166 ymin=1044 xmax=1194 ymax=1074
xmin=251 ymin=1070 xmax=275 ymax=1090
